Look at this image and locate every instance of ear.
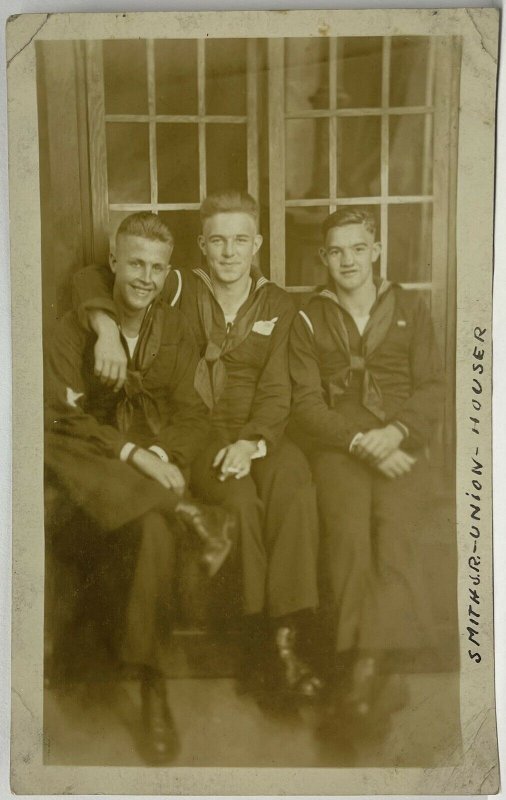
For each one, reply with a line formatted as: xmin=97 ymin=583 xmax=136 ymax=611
xmin=372 ymin=241 xmax=382 ymax=263
xmin=109 ymin=250 xmax=117 ymax=274
xmin=252 ymin=233 xmax=263 ymax=255
xmin=197 ymin=234 xmax=206 ymax=256
xmin=319 ymin=246 xmax=329 ymax=268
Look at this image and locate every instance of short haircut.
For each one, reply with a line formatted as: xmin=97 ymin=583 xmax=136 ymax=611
xmin=200 ymin=190 xmax=259 ymax=226
xmin=322 ymin=207 xmax=377 ymax=240
xmin=116 ymin=212 xmax=174 ymax=247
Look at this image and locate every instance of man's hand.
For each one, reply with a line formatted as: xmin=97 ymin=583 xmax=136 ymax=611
xmin=90 ymin=310 xmax=127 ymax=392
xmin=375 ymin=448 xmax=416 ymax=479
xmin=212 ymin=440 xmax=258 ymax=481
xmin=353 ymin=424 xmax=404 ymax=464
xmin=131 ymin=448 xmax=185 ymax=495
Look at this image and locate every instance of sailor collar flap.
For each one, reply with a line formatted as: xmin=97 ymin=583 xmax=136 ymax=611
xmin=317 ymin=278 xmax=393 ymax=311
xmin=192 ymin=267 xmax=270 ymax=298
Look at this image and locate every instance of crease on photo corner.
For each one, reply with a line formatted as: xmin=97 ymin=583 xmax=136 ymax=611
xmin=464 ymin=7 xmax=498 ymax=64
xmin=6 ymin=13 xmax=51 ymax=69
xmin=461 ymin=704 xmax=500 ymax=794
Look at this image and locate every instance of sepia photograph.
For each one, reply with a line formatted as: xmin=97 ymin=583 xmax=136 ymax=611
xmin=6 ymin=8 xmax=500 ymax=795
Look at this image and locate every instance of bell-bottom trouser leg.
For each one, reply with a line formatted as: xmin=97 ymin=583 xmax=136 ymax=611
xmin=191 ymin=436 xmax=319 ymax=618
xmin=311 ymin=450 xmax=434 ymax=654
xmin=52 ymin=504 xmax=179 ymax=677
xmin=119 ymin=510 xmax=178 ymax=673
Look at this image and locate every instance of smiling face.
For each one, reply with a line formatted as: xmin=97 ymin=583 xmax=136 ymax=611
xmin=198 ymin=212 xmax=263 ymax=287
xmin=110 ymin=234 xmax=172 ymax=313
xmin=320 ymin=223 xmax=381 ymax=296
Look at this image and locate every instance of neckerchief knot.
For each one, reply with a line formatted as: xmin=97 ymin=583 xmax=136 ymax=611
xmin=114 ymin=299 xmax=165 ymax=435
xmin=193 ymin=275 xmax=270 ymax=410
xmin=116 ymin=370 xmax=161 ymax=435
xmin=319 ymin=282 xmax=396 ymax=421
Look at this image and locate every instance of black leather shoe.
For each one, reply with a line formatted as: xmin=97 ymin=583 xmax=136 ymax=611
xmin=342 ymin=659 xmax=409 ymax=736
xmin=344 ymin=655 xmax=377 ymax=719
xmin=175 ymin=500 xmax=235 ymax=577
xmin=140 ymin=676 xmax=180 ymax=765
xmin=273 ymin=625 xmax=324 ymax=700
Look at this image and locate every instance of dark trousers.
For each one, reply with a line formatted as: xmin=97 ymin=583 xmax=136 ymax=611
xmin=50 ymin=502 xmax=179 ymax=679
xmin=191 ymin=436 xmax=319 ymax=618
xmin=312 ymin=450 xmax=434 ymax=654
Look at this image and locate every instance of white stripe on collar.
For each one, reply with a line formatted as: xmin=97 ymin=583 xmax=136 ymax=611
xmin=193 ymin=267 xmax=214 ymax=293
xmin=170 ymin=269 xmax=183 ymax=307
xmin=319 ymin=279 xmax=392 ymax=305
xmin=298 ymin=310 xmax=314 ymax=335
xmin=193 ymin=268 xmax=269 ymax=295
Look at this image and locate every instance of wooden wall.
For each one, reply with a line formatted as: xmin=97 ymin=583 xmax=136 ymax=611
xmin=37 ymin=41 xmax=94 ymax=338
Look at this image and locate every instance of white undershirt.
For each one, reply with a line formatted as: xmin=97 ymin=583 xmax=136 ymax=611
xmin=123 ymin=333 xmax=139 ymax=358
xmin=351 ymin=314 xmax=370 ymax=336
xmin=217 ymin=277 xmax=253 ymax=329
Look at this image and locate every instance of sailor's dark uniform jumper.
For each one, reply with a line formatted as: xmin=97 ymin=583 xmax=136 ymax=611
xmin=289 ymin=279 xmax=444 ymax=655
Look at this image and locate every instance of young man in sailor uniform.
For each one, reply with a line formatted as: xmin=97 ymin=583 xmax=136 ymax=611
xmin=71 ymin=191 xmax=322 ymax=701
xmin=45 ymin=212 xmax=235 ymax=764
xmin=289 ymin=206 xmax=444 ymax=728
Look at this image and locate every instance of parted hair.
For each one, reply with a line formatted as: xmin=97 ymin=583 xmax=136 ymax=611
xmin=116 ymin=212 xmax=174 ymax=246
xmin=200 ymin=190 xmax=259 ymax=225
xmin=322 ymin=207 xmax=377 ymax=239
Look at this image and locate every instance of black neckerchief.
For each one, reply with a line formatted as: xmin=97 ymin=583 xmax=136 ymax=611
xmin=192 ymin=267 xmax=271 ymax=409
xmin=316 ymin=279 xmax=397 ymax=421
xmin=115 ymin=298 xmax=165 ymax=434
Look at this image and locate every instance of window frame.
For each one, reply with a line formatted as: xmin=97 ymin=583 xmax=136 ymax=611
xmin=85 ymin=38 xmax=260 ymax=264
xmin=267 ymin=36 xmax=459 ymax=297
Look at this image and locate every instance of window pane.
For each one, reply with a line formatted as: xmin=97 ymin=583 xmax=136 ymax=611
xmin=286 ymin=119 xmax=329 ymax=200
xmin=339 ymin=38 xmax=383 ymax=108
xmin=106 ymin=123 xmax=150 ymax=203
xmin=157 ymin=124 xmax=199 ymax=203
xmin=388 ymin=203 xmax=432 ymax=283
xmin=205 ymin=39 xmax=247 ymax=116
xmin=285 ymin=38 xmax=329 ymax=113
xmin=389 ymin=114 xmax=432 ymax=196
xmin=155 ymin=40 xmax=198 ymax=115
xmin=285 ymin=207 xmax=329 ymax=287
xmin=103 ymin=40 xmax=148 ymax=115
xmin=158 ymin=211 xmax=202 ymax=269
xmin=206 ymin=124 xmax=247 ymax=195
xmin=338 ymin=117 xmax=381 ymax=197
xmin=390 ymin=37 xmax=430 ymax=107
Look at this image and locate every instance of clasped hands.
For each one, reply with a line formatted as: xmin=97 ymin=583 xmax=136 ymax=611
xmin=353 ymin=424 xmax=416 ymax=479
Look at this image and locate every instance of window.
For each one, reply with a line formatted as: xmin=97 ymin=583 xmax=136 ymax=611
xmin=267 ymin=37 xmax=452 ymax=299
xmin=86 ymin=38 xmax=259 ymax=268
